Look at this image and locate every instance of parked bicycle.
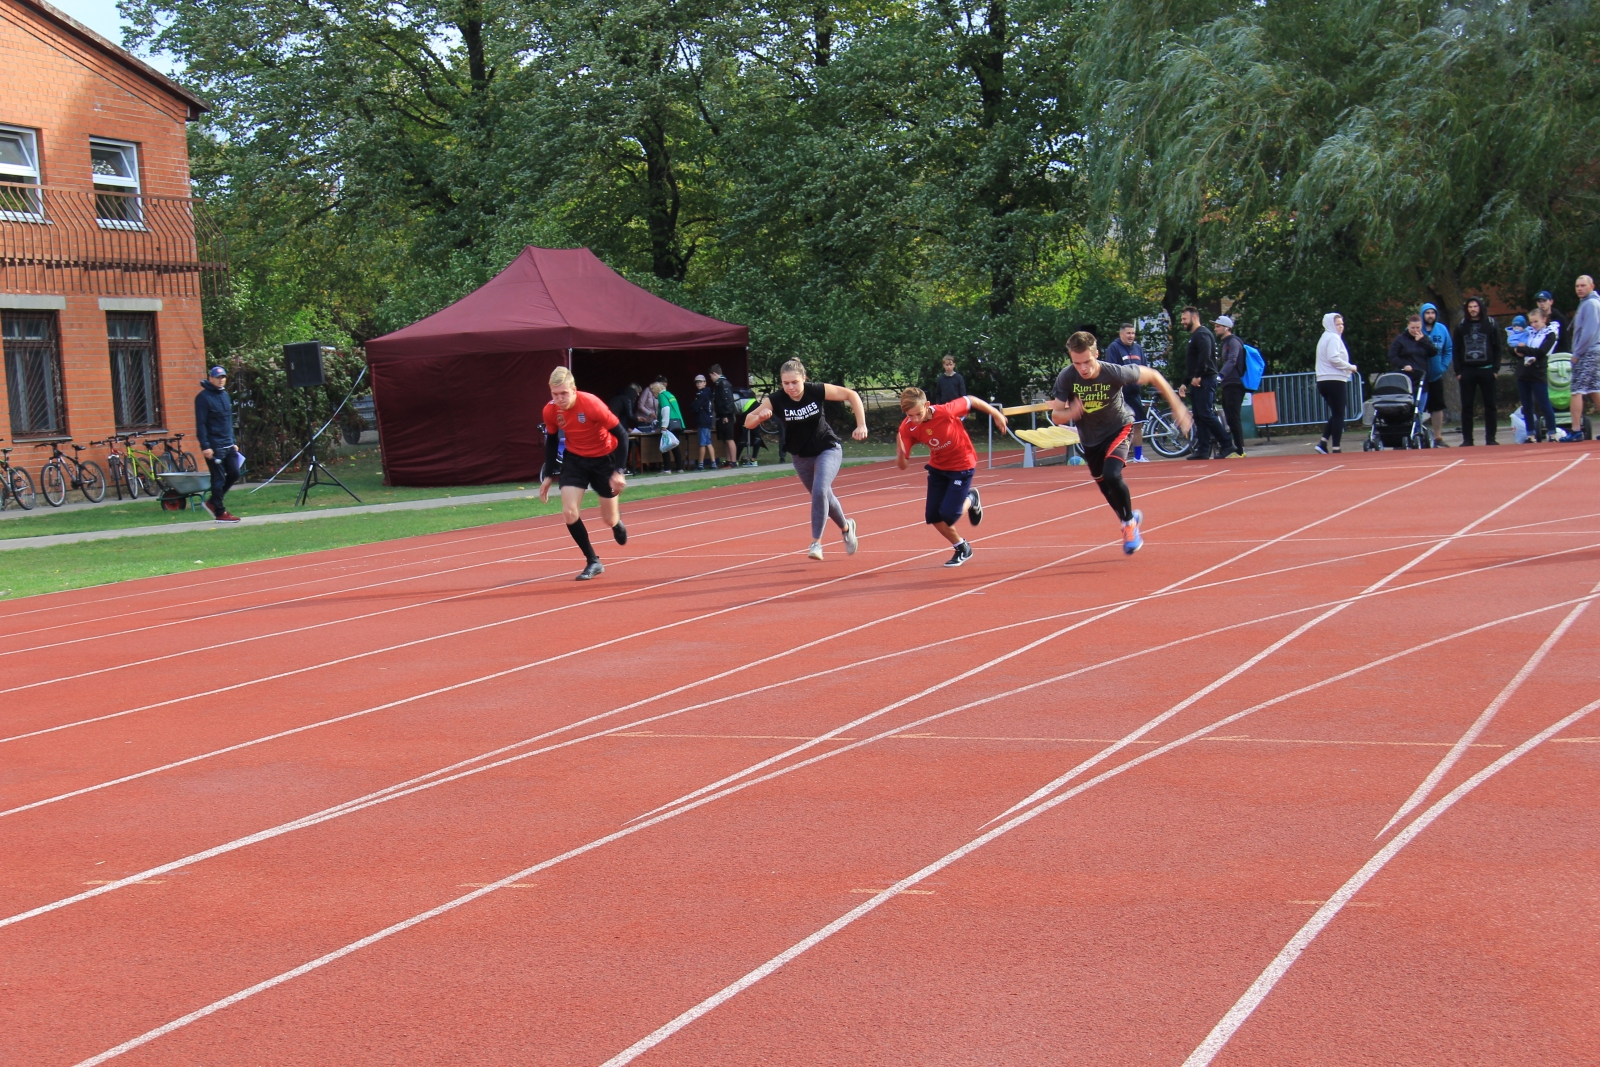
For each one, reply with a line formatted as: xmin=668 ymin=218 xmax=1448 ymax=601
xmin=92 ymin=435 xmax=139 ymax=500
xmin=1143 ymin=393 xmax=1196 ymax=458
xmin=1 ymin=444 xmax=37 ymax=510
xmin=124 ymin=435 xmax=166 ymax=498
xmin=157 ymin=433 xmax=199 ymax=473
xmin=36 ymin=441 xmax=106 ymax=506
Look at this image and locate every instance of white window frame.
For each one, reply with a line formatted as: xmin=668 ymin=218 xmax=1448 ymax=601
xmin=89 ymin=137 xmax=144 ymax=230
xmin=0 ymin=123 xmax=44 ymax=222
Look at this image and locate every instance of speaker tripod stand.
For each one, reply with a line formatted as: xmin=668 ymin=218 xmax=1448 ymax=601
xmin=253 ymin=373 xmax=365 ymax=507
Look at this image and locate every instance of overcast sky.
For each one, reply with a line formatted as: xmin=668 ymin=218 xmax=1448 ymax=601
xmin=49 ymin=0 xmax=181 ymax=73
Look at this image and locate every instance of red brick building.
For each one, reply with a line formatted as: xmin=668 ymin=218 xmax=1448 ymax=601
xmin=0 ymin=0 xmax=222 ymax=466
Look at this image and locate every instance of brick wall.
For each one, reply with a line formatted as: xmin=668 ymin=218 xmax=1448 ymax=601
xmin=0 ymin=0 xmax=206 ymax=471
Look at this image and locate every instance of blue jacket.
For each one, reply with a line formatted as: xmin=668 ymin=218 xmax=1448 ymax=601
xmin=194 ymin=380 xmax=235 ymax=450
xmin=1419 ymin=303 xmax=1452 ymax=381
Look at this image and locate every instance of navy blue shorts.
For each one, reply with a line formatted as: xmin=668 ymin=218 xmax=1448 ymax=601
xmin=1123 ymin=385 xmax=1146 ymax=421
xmin=925 ymin=466 xmax=975 ymax=526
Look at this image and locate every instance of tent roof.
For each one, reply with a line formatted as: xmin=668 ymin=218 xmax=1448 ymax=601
xmin=365 ymin=246 xmax=748 ymax=360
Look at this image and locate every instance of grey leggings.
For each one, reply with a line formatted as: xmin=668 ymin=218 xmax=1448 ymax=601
xmin=793 ymin=445 xmax=847 ymax=541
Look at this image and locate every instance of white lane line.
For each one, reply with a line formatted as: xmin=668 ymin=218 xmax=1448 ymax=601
xmin=594 ymin=602 xmax=1600 ymax=1067
xmin=0 ymin=485 xmax=936 ymax=746
xmin=14 ymin=521 xmax=1588 ymax=932
xmin=984 ymin=452 xmax=1589 ymax=825
xmin=1375 ymin=576 xmax=1600 ymax=836
xmin=0 ymin=468 xmax=914 ymax=657
xmin=0 ymin=471 xmax=931 ymax=692
xmin=0 ymin=470 xmax=822 ymax=631
xmin=622 ymin=463 xmax=1319 ymax=823
xmin=57 ymin=589 xmax=1587 ymax=1067
xmin=1180 ymin=697 xmax=1600 ymax=1067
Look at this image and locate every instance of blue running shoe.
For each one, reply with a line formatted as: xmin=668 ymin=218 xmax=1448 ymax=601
xmin=1122 ymin=509 xmax=1143 ymax=555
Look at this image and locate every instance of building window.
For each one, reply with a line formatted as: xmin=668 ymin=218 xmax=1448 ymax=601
xmin=108 ymin=313 xmax=162 ymax=431
xmin=3 ymin=311 xmax=66 ymax=437
xmin=90 ymin=138 xmax=142 ymax=228
xmin=0 ymin=124 xmax=43 ymax=220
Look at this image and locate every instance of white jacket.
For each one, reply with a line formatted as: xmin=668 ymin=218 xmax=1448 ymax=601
xmin=1316 ymin=313 xmax=1356 ymax=381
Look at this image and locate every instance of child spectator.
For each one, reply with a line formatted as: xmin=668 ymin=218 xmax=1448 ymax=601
xmin=692 ymin=374 xmax=716 ymax=470
xmin=1506 ymin=314 xmax=1529 ymax=349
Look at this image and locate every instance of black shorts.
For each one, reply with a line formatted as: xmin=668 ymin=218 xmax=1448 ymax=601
xmin=715 ymin=415 xmax=739 ymax=442
xmin=925 ymin=466 xmax=975 ymax=526
xmin=1423 ymin=379 xmax=1446 ymax=413
xmin=1122 ymin=386 xmax=1147 ymax=421
xmin=1080 ymin=424 xmax=1133 ymax=480
xmin=558 ymin=450 xmax=620 ymax=498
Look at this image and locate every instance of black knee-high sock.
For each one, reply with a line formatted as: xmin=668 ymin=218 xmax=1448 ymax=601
xmin=567 ymin=519 xmax=597 ymax=561
xmin=1095 ymin=470 xmax=1134 ymax=523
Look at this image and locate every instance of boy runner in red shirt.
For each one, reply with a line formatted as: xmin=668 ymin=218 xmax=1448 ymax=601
xmin=896 ymin=388 xmax=1009 ymax=566
xmin=539 ymin=366 xmax=631 ymax=580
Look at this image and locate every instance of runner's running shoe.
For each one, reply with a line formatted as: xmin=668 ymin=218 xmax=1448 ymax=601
xmin=612 ymin=521 xmax=627 ymax=545
xmin=945 ymin=541 xmax=973 ymax=567
xmin=842 ymin=517 xmax=859 ymax=555
xmin=808 ymin=541 xmax=825 ymax=561
xmin=966 ymin=487 xmax=983 ymax=526
xmin=576 ymin=559 xmax=604 ymax=581
xmin=1122 ymin=509 xmax=1143 ymax=555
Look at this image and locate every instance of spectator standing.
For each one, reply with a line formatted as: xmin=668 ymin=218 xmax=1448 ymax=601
xmin=935 ymin=356 xmax=967 ymax=405
xmin=194 ymin=366 xmax=242 ymax=522
xmin=1420 ymin=302 xmax=1452 ymax=447
xmin=1214 ymin=314 xmax=1248 ymax=458
xmin=1102 ymin=323 xmax=1149 ymax=461
xmin=1516 ymin=308 xmax=1559 ymax=442
xmin=1569 ymin=275 xmax=1600 ymax=441
xmin=652 ymin=378 xmax=686 ymax=470
xmin=709 ymin=364 xmax=740 ymax=468
xmin=691 ymin=373 xmax=716 ymax=469
xmin=1535 ymin=290 xmax=1566 ymax=343
xmin=635 ymin=378 xmax=659 ymax=428
xmin=1178 ymin=306 xmax=1233 ymax=459
xmin=607 ymin=385 xmax=640 ymax=473
xmin=1452 ymin=296 xmax=1505 ymax=445
xmin=1387 ymin=313 xmax=1436 ymax=392
xmin=1315 ymin=313 xmax=1356 ymax=455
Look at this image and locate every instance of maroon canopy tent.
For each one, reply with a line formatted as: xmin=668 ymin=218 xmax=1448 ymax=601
xmin=364 ymin=246 xmax=749 ymax=486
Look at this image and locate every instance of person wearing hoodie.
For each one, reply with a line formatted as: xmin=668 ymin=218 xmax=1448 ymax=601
xmin=1387 ymin=313 xmax=1436 ymax=392
xmin=1315 ymin=312 xmax=1357 ymax=454
xmin=1177 ymin=306 xmax=1234 ymax=459
xmin=1419 ymin=302 xmax=1452 ymax=446
xmin=193 ymin=366 xmax=242 ymax=522
xmin=1214 ymin=315 xmax=1248 ymax=458
xmin=1452 ymin=296 xmax=1505 ymax=445
xmin=1515 ymin=307 xmax=1560 ymax=442
xmin=1569 ymin=275 xmax=1600 ymax=441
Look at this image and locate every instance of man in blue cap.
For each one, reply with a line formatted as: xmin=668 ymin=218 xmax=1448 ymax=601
xmin=195 ymin=366 xmax=242 ymax=522
xmin=1535 ymin=290 xmax=1565 ymax=343
xmin=1419 ymin=302 xmax=1452 ymax=446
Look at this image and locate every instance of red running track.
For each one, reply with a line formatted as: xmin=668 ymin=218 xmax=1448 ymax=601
xmin=2 ymin=449 xmax=1598 ymax=1066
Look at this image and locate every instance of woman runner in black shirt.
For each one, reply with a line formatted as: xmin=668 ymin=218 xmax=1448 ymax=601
xmin=745 ymin=359 xmax=869 ymax=560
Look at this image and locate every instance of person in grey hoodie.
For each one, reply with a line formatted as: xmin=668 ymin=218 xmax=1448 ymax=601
xmin=1419 ymin=302 xmax=1452 ymax=446
xmin=1452 ymin=296 xmax=1505 ymax=445
xmin=1568 ymin=275 xmax=1600 ymax=440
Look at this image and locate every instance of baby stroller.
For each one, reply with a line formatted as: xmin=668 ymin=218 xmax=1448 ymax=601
xmin=1363 ymin=372 xmax=1425 ymax=451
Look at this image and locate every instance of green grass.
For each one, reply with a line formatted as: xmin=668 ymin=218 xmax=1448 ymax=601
xmin=0 ymin=466 xmax=806 ymax=601
xmin=0 ymin=439 xmax=901 ymax=539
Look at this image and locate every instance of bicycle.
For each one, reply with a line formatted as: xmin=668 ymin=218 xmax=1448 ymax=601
xmin=157 ymin=433 xmax=199 ymax=473
xmin=1143 ymin=393 xmax=1196 ymax=458
xmin=36 ymin=441 xmax=106 ymax=506
xmin=1 ymin=444 xmax=37 ymax=510
xmin=93 ymin=435 xmax=139 ymax=500
xmin=125 ymin=436 xmax=166 ymax=497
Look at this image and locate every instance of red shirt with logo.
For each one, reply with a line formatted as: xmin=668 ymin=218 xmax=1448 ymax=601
xmin=543 ymin=391 xmax=622 ymax=458
xmin=898 ymin=396 xmax=977 ymax=471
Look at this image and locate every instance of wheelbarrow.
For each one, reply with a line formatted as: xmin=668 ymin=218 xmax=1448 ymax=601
xmin=155 ymin=471 xmax=212 ymax=512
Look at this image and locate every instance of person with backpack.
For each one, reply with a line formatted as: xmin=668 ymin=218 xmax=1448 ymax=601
xmin=709 ymin=364 xmax=740 ymax=468
xmin=1178 ymin=306 xmax=1234 ymax=460
xmin=1452 ymin=296 xmax=1506 ymax=445
xmin=1214 ymin=315 xmax=1249 ymax=459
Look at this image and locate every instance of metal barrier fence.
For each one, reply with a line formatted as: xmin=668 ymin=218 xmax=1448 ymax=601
xmin=1257 ymin=371 xmax=1364 ymax=427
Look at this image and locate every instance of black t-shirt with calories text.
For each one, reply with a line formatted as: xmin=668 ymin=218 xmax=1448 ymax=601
xmin=1052 ymin=361 xmax=1142 ymax=447
xmin=768 ymin=381 xmax=841 ymax=457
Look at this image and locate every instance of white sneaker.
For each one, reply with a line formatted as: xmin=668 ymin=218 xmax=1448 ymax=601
xmin=808 ymin=541 xmax=824 ymax=561
xmin=842 ymin=517 xmax=859 ymax=555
